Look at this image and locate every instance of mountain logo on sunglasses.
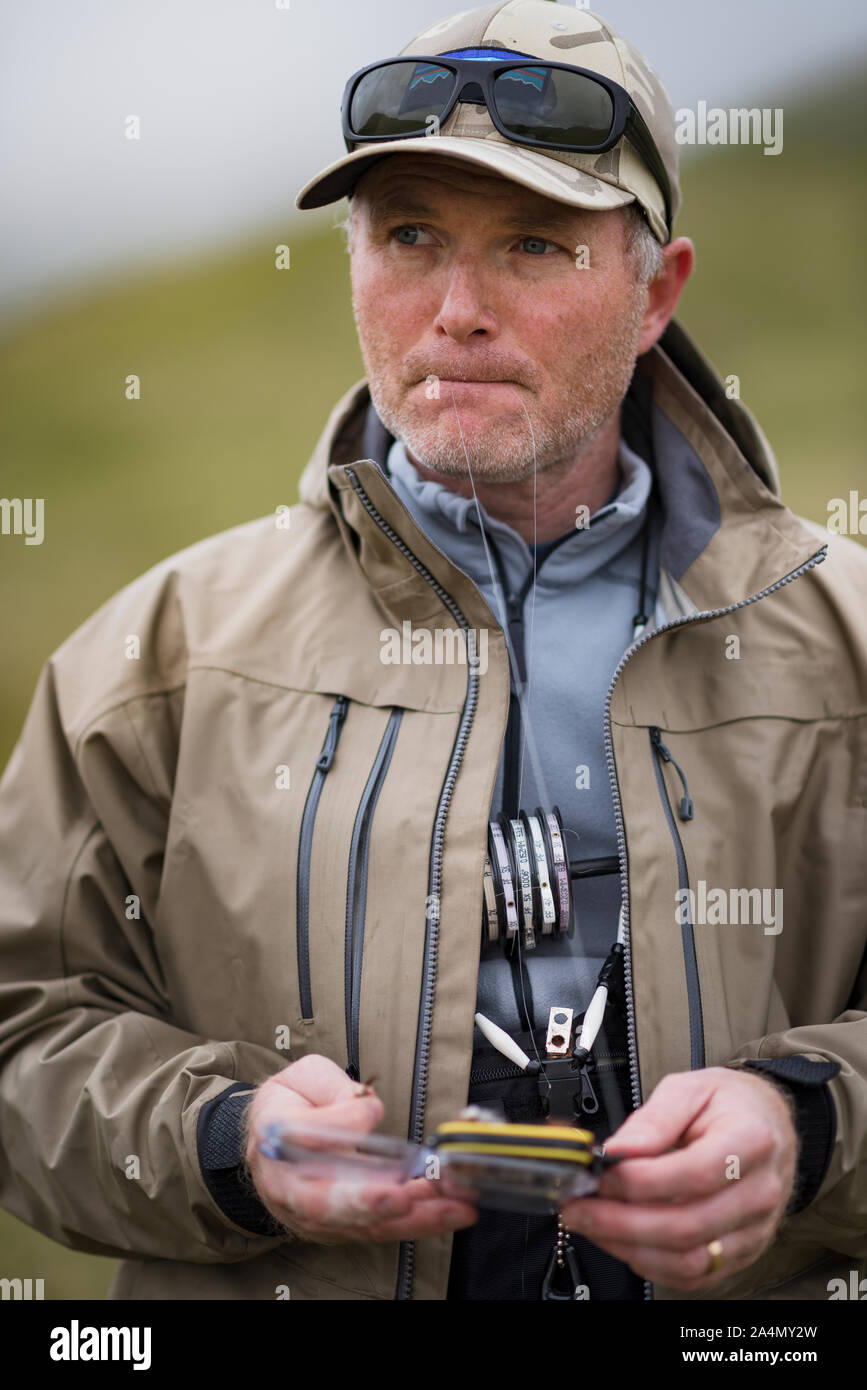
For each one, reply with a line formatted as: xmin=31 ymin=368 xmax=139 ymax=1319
xmin=499 ymin=67 xmax=547 ymax=93
xmin=407 ymin=64 xmax=454 ymax=92
xmin=404 ymin=55 xmax=550 ymax=113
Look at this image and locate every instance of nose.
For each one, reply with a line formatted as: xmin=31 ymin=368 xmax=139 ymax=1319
xmin=433 ymin=256 xmax=500 ymax=343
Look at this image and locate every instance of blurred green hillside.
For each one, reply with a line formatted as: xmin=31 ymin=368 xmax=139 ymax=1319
xmin=0 ymin=71 xmax=864 ymax=1298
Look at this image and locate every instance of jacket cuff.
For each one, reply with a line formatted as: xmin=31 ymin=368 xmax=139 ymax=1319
xmin=728 ymin=1056 xmax=840 ymax=1214
xmin=197 ymin=1082 xmax=285 ymax=1237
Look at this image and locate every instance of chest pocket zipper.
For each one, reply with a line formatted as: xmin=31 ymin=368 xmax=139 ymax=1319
xmin=345 ymin=708 xmax=404 ymax=1082
xmin=296 ymin=695 xmax=350 ymax=1022
xmin=649 ymin=726 xmax=705 ymax=1069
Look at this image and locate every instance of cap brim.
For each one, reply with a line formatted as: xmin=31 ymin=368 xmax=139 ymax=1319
xmin=295 ymin=135 xmax=635 ymax=216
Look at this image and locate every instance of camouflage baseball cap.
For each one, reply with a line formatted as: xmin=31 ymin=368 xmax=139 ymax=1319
xmin=295 ymin=0 xmax=681 ymax=243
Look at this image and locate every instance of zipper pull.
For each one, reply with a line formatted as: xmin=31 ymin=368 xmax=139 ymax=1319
xmin=650 ymin=727 xmax=694 ymax=820
xmin=316 ymin=695 xmax=349 ymax=770
xmin=505 ymin=593 xmax=527 ymax=688
xmin=569 ymin=1041 xmax=600 ymax=1116
xmin=542 ymin=1224 xmax=588 ymax=1300
xmin=578 ymin=1063 xmax=599 ymax=1116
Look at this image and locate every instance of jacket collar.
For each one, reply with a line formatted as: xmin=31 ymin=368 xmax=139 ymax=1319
xmin=297 ymin=317 xmax=826 ymax=626
xmin=385 ymin=431 xmax=654 ymax=597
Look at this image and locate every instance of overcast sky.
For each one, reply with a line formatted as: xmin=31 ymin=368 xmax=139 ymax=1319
xmin=2 ymin=0 xmax=866 ymax=320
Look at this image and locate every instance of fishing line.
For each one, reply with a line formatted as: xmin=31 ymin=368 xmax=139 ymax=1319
xmin=447 ymin=386 xmax=561 ymax=871
xmin=445 ymin=386 xmax=656 ymax=953
xmin=563 ymin=825 xmax=582 ymax=854
xmin=445 ymin=383 xmax=646 ymax=1071
xmin=442 ymin=384 xmax=646 ymax=1297
xmin=448 ymin=384 xmax=553 ymax=1071
xmin=509 ymin=384 xmax=538 ymax=814
xmin=447 ymin=382 xmax=598 ymax=1074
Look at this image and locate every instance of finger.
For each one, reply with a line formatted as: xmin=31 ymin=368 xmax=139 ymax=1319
xmin=561 ymin=1166 xmax=782 ymax=1252
xmin=269 ymin=1180 xmax=477 ymax=1244
xmin=312 ymin=1095 xmax=386 ymax=1131
xmin=603 ymin=1070 xmax=718 ymax=1158
xmin=367 ymin=1199 xmax=478 ymax=1242
xmin=266 ymin=1174 xmax=399 ymax=1229
xmin=399 ymin=1177 xmax=456 ymax=1202
xmin=599 ymin=1120 xmax=776 ymax=1204
xmin=287 ymin=1198 xmax=479 ymax=1247
xmin=268 ymin=1167 xmax=442 ymax=1228
xmin=598 ymin=1223 xmax=771 ymax=1292
xmin=254 ymin=1087 xmax=385 ymax=1147
xmin=270 ymin=1054 xmax=378 ymax=1108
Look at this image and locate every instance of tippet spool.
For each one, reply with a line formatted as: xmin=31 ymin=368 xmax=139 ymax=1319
xmin=540 ymin=806 xmax=572 ymax=939
xmin=481 ymin=805 xmax=572 ymax=952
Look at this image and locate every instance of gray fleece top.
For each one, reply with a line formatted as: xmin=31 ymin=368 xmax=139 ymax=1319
xmin=386 ymin=433 xmax=660 ymax=1047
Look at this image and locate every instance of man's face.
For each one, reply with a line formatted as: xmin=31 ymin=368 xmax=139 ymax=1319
xmin=348 ymin=154 xmax=650 ymax=483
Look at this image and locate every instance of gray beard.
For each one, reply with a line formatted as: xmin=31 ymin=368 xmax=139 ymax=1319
xmin=368 ymin=375 xmax=632 ymax=485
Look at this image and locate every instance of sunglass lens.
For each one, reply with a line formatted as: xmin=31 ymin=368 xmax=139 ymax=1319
xmin=493 ymin=66 xmax=614 ymax=146
xmin=350 ymin=61 xmax=456 ymax=137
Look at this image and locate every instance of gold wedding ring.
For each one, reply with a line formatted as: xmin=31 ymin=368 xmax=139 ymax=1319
xmin=706 ymin=1238 xmax=725 ymax=1275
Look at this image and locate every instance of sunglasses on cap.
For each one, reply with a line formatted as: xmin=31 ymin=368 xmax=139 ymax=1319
xmin=341 ymin=48 xmax=673 ymax=240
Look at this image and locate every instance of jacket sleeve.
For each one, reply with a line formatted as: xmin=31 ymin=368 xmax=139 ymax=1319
xmin=0 ymin=651 xmax=289 ymax=1263
xmin=198 ymin=1083 xmax=281 ymax=1235
xmin=722 ymin=961 xmax=867 ymax=1255
xmin=730 ymin=1057 xmax=840 ymax=1212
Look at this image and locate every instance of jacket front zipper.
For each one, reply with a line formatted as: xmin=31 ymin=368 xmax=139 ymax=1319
xmin=603 ymin=545 xmax=827 ymax=1303
xmin=345 ymin=467 xmax=481 ymax=1302
xmin=649 ymin=726 xmax=703 ymax=1070
xmin=469 ymin=1054 xmax=627 ymax=1087
xmin=344 ymin=707 xmax=403 ymax=1082
xmin=347 ymin=460 xmax=827 ymax=1302
xmin=485 ymin=535 xmax=536 ymax=817
xmin=296 ymin=694 xmax=349 ymax=1021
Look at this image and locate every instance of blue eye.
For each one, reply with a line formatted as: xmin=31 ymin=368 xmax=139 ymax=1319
xmin=521 ymin=237 xmax=553 ymax=255
xmin=393 ymin=225 xmax=434 ymax=246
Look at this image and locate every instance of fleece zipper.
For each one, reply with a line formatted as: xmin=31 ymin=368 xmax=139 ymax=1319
xmin=485 ymin=535 xmax=536 ymax=817
xmin=344 ymin=708 xmax=403 ymax=1082
xmin=296 ymin=694 xmax=349 ymax=1021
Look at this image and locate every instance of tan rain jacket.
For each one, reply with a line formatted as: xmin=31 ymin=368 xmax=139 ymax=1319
xmin=0 ymin=318 xmax=865 ymax=1300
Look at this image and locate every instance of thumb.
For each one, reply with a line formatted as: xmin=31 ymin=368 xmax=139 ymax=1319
xmin=257 ymin=1093 xmax=384 ymax=1163
xmin=253 ymin=1079 xmax=384 ymax=1151
xmin=605 ymin=1076 xmax=704 ymax=1157
xmin=318 ymin=1091 xmax=385 ymax=1134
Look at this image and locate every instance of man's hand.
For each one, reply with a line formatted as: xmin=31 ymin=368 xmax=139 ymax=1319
xmin=244 ymin=1054 xmax=477 ymax=1245
xmin=561 ymin=1066 xmax=799 ymax=1291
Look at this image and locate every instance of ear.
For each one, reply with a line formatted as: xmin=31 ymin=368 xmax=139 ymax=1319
xmin=637 ymin=237 xmax=695 ymax=356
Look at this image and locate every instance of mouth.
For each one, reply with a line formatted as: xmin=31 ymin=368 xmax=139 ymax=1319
xmin=419 ymin=378 xmax=521 ymax=392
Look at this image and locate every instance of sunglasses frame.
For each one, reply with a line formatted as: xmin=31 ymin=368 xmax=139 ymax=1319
xmin=341 ymin=54 xmax=672 ymax=239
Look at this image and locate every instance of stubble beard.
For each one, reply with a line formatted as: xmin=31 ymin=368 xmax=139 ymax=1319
xmin=354 ymin=286 xmax=647 ymax=484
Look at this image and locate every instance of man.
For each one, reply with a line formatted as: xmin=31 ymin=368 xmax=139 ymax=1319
xmin=0 ymin=0 xmax=864 ymax=1303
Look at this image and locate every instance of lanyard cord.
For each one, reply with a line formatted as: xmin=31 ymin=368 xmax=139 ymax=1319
xmin=631 ymin=463 xmax=657 ymax=641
